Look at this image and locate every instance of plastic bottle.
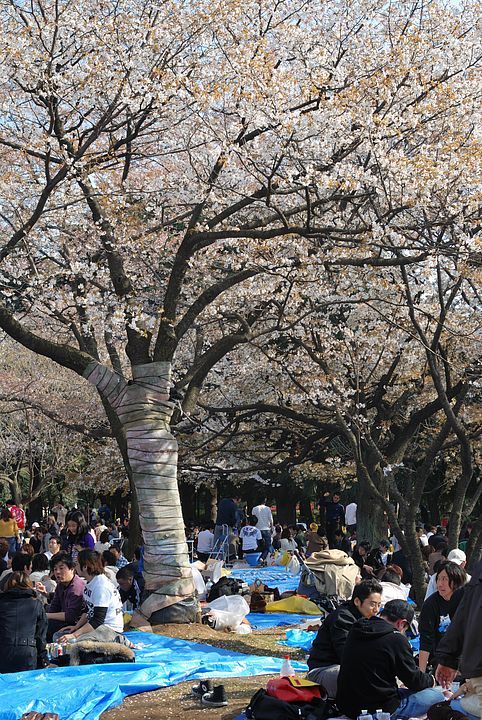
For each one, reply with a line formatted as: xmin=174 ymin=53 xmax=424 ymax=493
xmin=279 ymin=654 xmax=295 ymax=677
xmin=357 ymin=711 xmax=373 ymax=720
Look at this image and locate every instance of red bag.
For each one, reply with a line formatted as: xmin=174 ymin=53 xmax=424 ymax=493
xmin=266 ymin=676 xmax=322 ymax=703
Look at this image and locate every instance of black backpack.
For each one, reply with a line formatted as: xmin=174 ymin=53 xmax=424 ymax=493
xmin=206 ymin=576 xmax=242 ymax=602
xmin=246 ymin=689 xmax=336 ymax=720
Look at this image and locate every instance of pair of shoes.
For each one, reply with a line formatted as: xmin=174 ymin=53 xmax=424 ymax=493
xmin=191 ymin=680 xmax=228 ymax=707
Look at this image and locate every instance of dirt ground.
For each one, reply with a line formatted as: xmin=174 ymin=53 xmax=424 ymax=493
xmin=101 ymin=622 xmax=306 ymax=720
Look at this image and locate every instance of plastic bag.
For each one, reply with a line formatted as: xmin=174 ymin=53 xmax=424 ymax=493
xmin=207 ymin=594 xmax=250 ymax=631
xmin=276 ymin=550 xmax=291 ymax=566
xmin=286 ymin=555 xmax=300 ymax=575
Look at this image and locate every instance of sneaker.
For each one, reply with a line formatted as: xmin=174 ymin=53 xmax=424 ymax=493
xmin=201 ymin=685 xmax=228 ymax=707
xmin=191 ymin=679 xmax=213 ymax=697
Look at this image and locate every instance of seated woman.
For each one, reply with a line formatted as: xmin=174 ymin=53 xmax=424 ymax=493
xmin=57 ymin=549 xmax=130 ymax=646
xmin=0 ymin=571 xmax=47 ymax=673
xmin=30 ymin=553 xmax=57 ymax=596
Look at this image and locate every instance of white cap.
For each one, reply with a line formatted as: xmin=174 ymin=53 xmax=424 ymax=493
xmin=31 ymin=522 xmax=40 ymax=528
xmin=447 ymin=549 xmax=466 ymax=565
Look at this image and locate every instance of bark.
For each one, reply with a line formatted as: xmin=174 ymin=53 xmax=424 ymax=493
xmin=84 ymin=360 xmax=194 ymax=618
xmin=209 ymin=484 xmax=218 ymax=522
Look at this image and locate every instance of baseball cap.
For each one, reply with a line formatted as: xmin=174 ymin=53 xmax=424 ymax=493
xmin=31 ymin=522 xmax=40 ymax=528
xmin=382 ymin=599 xmax=415 ymax=627
xmin=447 ymin=549 xmax=466 ymax=565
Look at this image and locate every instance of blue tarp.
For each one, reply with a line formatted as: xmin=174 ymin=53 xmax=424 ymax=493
xmin=230 ymin=566 xmax=300 ymax=594
xmin=278 ymin=629 xmax=316 ymax=651
xmin=0 ymin=631 xmax=307 ymax=720
xmin=248 ymin=612 xmax=314 ymax=628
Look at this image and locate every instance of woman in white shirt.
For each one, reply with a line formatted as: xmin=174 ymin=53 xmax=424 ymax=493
xmin=58 ymin=549 xmax=129 ymax=645
xmin=280 ymin=527 xmax=297 ymax=553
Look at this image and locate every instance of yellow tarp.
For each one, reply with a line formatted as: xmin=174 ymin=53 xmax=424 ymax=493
xmin=265 ymin=595 xmax=321 ymax=615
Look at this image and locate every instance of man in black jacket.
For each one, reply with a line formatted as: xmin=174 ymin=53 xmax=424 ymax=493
xmin=436 ymin=558 xmax=482 ymax=717
xmin=336 ymin=599 xmax=444 ymax=718
xmin=306 ymin=579 xmax=383 ymax=697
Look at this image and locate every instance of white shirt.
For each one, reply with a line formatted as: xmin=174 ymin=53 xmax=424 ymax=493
xmin=240 ymin=525 xmax=262 ymax=551
xmin=345 ymin=502 xmax=357 ymax=526
xmin=380 ymin=581 xmax=409 ymax=604
xmin=84 ymin=574 xmax=123 ymax=633
xmin=418 ymin=534 xmax=429 ymax=547
xmin=280 ymin=538 xmax=297 ymax=552
xmin=252 ymin=505 xmax=273 ymax=531
xmin=196 ymin=529 xmax=214 ymax=554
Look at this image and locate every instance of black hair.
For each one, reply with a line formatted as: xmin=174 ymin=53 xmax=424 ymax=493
xmin=381 ymin=599 xmax=414 ymax=625
xmin=436 ymin=561 xmax=467 ymax=591
xmin=99 ymin=529 xmax=110 ymax=543
xmin=249 ymin=514 xmax=258 ymax=525
xmin=12 ymin=552 xmax=32 ymax=572
xmin=32 ymin=553 xmax=50 ymax=572
xmin=358 ymin=541 xmax=371 ymax=552
xmin=379 ymin=539 xmax=390 ymax=549
xmin=352 ymin=578 xmax=383 ymax=603
xmin=116 ymin=565 xmax=135 ymax=581
xmin=50 ymin=551 xmax=75 ymax=571
xmin=382 ymin=568 xmax=401 ymax=585
xmin=65 ymin=510 xmax=89 ymax=542
xmin=102 ymin=550 xmax=117 ymax=566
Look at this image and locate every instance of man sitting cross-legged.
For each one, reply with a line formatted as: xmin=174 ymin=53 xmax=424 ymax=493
xmin=336 ymin=599 xmax=445 ymax=719
xmin=306 ymin=578 xmax=383 ymax=698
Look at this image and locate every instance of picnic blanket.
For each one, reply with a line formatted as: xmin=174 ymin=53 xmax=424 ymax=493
xmin=248 ymin=612 xmax=317 ymax=629
xmin=0 ymin=631 xmax=308 ymax=720
xmin=229 ymin=565 xmax=300 ymax=593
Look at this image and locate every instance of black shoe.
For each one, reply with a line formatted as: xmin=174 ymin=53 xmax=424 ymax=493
xmin=202 ymin=685 xmax=228 ymax=707
xmin=191 ymin=679 xmax=213 ymax=697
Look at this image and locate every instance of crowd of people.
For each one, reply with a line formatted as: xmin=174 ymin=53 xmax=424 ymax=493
xmin=0 ymin=491 xmax=479 ymax=720
xmin=0 ymin=499 xmax=141 ymax=674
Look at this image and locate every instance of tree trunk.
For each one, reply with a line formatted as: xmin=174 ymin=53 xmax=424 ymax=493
xmin=356 ymin=478 xmax=387 ymax=547
xmin=84 ymin=360 xmax=194 ymax=620
xmin=209 ymin=484 xmax=218 ymax=522
xmin=466 ymin=514 xmax=482 ymax=571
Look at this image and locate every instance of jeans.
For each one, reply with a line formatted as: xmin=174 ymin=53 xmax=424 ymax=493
xmin=392 ymin=687 xmax=446 ymax=718
xmin=260 ymin=529 xmax=272 ymax=560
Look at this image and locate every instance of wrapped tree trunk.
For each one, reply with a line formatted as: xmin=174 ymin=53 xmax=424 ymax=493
xmin=84 ymin=360 xmax=195 ymax=619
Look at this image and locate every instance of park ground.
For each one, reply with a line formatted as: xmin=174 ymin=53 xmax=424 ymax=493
xmin=102 ymin=622 xmax=305 ymax=720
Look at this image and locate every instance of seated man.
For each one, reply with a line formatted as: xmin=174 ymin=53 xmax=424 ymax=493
xmin=306 ymin=578 xmax=383 ymax=697
xmin=336 ymin=599 xmax=444 ymax=719
xmin=116 ymin=565 xmax=144 ymax=610
xmin=46 ymin=552 xmax=85 ymax=641
xmin=380 ymin=565 xmax=410 ymax=604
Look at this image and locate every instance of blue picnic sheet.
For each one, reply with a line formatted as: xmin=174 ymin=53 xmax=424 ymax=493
xmin=0 ymin=631 xmax=308 ymax=720
xmin=230 ymin=565 xmax=300 ymax=593
xmin=248 ymin=612 xmax=314 ymax=628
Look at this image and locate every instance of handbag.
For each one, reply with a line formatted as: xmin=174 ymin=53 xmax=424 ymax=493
xmin=267 ymin=677 xmax=322 ymax=703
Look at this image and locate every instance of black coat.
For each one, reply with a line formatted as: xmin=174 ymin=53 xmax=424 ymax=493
xmin=0 ymin=587 xmax=48 ymax=673
xmin=307 ymin=600 xmax=362 ymax=670
xmin=336 ymin=616 xmax=434 ymax=718
xmin=436 ymin=559 xmax=482 ymax=679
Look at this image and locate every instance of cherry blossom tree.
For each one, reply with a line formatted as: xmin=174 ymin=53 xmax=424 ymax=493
xmin=0 ymin=0 xmax=480 ymax=618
